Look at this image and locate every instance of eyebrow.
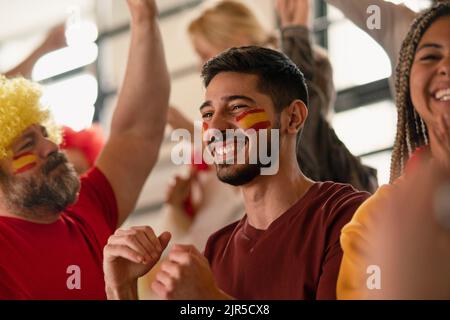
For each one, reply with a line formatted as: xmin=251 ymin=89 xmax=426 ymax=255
xmin=13 ymin=132 xmax=35 ymax=153
xmin=199 ymin=95 xmax=256 ymax=111
xmin=19 ymin=132 xmax=36 ymax=142
xmin=417 ymin=43 xmax=443 ymax=52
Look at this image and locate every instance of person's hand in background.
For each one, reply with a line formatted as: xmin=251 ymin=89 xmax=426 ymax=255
xmin=5 ymin=23 xmax=66 ymax=78
xmin=276 ymin=0 xmax=312 ymax=28
xmin=167 ymin=106 xmax=195 ymax=136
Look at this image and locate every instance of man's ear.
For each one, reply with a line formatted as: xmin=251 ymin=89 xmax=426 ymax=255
xmin=284 ymin=100 xmax=308 ymax=134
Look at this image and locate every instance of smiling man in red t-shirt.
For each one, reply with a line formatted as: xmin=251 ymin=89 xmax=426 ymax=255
xmin=103 ymin=45 xmax=369 ymax=299
xmin=0 ymin=0 xmax=171 ymax=299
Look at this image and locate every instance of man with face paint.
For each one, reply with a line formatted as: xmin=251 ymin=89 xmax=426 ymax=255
xmin=104 ymin=46 xmax=370 ymax=300
xmin=0 ymin=0 xmax=170 ymax=299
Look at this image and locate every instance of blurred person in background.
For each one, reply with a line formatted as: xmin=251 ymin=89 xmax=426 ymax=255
xmin=326 ymin=0 xmax=448 ymax=93
xmin=3 ymin=24 xmax=66 ymax=79
xmin=60 ymin=125 xmax=105 ymax=175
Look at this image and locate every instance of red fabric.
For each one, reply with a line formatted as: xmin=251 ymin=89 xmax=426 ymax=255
xmin=181 ymin=152 xmax=211 ymax=218
xmin=182 ymin=191 xmax=195 ymax=218
xmin=0 ymin=167 xmax=118 ymax=299
xmin=204 ymin=181 xmax=369 ymax=300
xmin=61 ymin=125 xmax=105 ymax=167
xmin=190 ymin=150 xmax=210 ymax=172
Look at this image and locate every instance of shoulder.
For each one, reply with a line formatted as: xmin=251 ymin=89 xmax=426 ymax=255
xmin=203 ymin=219 xmax=243 ymax=259
xmin=341 ymin=183 xmax=395 ymax=237
xmin=74 ymin=166 xmax=116 ymax=209
xmin=307 ymin=181 xmax=370 ymax=235
xmin=336 ymin=183 xmax=396 ymax=299
xmin=206 ymin=219 xmax=242 ymax=246
xmin=313 ymin=181 xmax=370 ymax=213
xmin=339 ymin=182 xmax=399 ymax=261
xmin=67 ymin=166 xmax=118 ymax=232
xmin=78 ymin=167 xmax=113 ymax=196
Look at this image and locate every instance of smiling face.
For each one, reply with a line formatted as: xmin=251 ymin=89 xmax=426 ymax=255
xmin=410 ymin=15 xmax=450 ymax=131
xmin=0 ymin=124 xmax=80 ymax=221
xmin=200 ymin=72 xmax=279 ymax=186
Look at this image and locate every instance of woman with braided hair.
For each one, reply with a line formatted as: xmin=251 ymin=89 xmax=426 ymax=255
xmin=336 ymin=2 xmax=450 ymax=299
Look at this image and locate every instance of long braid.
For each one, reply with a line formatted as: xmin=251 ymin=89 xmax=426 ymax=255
xmin=390 ymin=2 xmax=450 ymax=183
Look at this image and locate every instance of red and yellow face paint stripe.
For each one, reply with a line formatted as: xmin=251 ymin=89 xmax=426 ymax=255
xmin=235 ymin=108 xmax=271 ymax=131
xmin=202 ymin=121 xmax=209 ymax=141
xmin=12 ymin=152 xmax=38 ymax=174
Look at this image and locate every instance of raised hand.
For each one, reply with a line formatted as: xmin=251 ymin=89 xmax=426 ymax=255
xmin=165 ymin=172 xmax=195 ymax=208
xmin=103 ymin=226 xmax=171 ymax=299
xmin=276 ymin=0 xmax=311 ymax=28
xmin=41 ymin=24 xmax=66 ymax=53
xmin=167 ymin=106 xmax=195 ymax=135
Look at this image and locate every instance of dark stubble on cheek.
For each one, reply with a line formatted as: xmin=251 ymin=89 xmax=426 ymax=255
xmin=0 ymin=152 xmax=81 ymax=219
xmin=215 ymin=118 xmax=281 ymax=186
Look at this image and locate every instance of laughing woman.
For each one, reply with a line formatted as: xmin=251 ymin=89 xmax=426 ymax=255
xmin=337 ymin=2 xmax=450 ymax=299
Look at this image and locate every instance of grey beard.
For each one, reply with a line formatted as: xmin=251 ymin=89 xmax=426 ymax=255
xmin=0 ymin=152 xmax=80 ymax=220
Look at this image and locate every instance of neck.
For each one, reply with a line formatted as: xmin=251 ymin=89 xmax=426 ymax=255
xmin=429 ymin=133 xmax=450 ymax=172
xmin=241 ymin=156 xmax=314 ymax=230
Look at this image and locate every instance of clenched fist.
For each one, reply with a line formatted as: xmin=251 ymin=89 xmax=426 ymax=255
xmin=103 ymin=226 xmax=171 ymax=299
xmin=152 ymin=244 xmax=231 ymax=300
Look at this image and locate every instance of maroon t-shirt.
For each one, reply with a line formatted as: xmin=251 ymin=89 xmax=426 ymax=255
xmin=204 ymin=181 xmax=369 ymax=300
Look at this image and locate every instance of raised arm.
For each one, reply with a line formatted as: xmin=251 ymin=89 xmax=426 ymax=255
xmin=277 ymin=0 xmax=378 ymax=192
xmin=96 ymin=0 xmax=171 ymax=226
xmin=277 ymin=0 xmax=335 ymax=121
xmin=5 ymin=24 xmax=66 ymax=78
xmin=326 ymin=0 xmax=415 ymax=65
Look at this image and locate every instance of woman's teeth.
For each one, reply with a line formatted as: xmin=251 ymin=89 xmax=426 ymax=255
xmin=435 ymin=88 xmax=450 ymax=101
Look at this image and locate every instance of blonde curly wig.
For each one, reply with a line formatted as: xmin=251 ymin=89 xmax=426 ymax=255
xmin=0 ymin=75 xmax=61 ymax=160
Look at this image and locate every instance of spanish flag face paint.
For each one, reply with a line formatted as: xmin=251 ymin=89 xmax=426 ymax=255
xmin=202 ymin=121 xmax=209 ymax=141
xmin=12 ymin=152 xmax=38 ymax=174
xmin=235 ymin=108 xmax=271 ymax=131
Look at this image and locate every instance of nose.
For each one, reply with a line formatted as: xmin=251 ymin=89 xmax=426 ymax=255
xmin=208 ymin=112 xmax=234 ymax=132
xmin=438 ymin=55 xmax=450 ymax=77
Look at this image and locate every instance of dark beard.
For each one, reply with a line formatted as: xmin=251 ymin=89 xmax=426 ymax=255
xmin=0 ymin=152 xmax=80 ymax=220
xmin=216 ymin=162 xmax=261 ymax=186
xmin=214 ymin=121 xmax=280 ymax=187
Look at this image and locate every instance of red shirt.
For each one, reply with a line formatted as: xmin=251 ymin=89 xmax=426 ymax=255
xmin=0 ymin=168 xmax=118 ymax=299
xmin=204 ymin=182 xmax=369 ymax=300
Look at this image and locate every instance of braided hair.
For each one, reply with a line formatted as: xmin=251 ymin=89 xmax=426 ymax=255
xmin=390 ymin=2 xmax=450 ymax=182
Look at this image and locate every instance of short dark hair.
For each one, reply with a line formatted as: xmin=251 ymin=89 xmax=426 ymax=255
xmin=201 ymin=46 xmax=309 ymax=113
